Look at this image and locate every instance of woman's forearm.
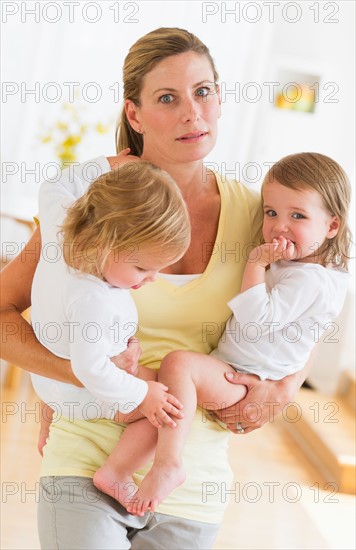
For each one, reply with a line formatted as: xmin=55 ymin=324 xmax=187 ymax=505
xmin=0 ymin=228 xmax=80 ymax=386
xmin=1 ymin=306 xmax=78 ymax=384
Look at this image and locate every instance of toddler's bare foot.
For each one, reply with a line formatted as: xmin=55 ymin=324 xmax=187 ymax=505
xmin=127 ymin=460 xmax=186 ymax=516
xmin=93 ymin=465 xmax=138 ymax=511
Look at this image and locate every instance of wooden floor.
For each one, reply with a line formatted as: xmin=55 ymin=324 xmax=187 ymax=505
xmin=1 ymin=374 xmax=355 ymax=550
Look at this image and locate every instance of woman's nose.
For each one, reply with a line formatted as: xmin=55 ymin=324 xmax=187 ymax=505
xmin=181 ymin=97 xmax=200 ymax=122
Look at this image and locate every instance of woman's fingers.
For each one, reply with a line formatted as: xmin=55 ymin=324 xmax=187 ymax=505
xmin=107 ymin=149 xmax=141 ymax=169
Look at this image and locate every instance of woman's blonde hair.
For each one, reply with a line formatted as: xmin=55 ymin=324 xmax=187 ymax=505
xmin=61 ymin=161 xmax=191 ymax=278
xmin=116 ymin=27 xmax=219 ymax=156
xmin=262 ymin=152 xmax=352 ymax=269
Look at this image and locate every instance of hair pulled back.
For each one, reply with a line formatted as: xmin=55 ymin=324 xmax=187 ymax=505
xmin=116 ymin=27 xmax=219 ymax=156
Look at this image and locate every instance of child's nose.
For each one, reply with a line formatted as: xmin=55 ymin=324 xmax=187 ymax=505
xmin=273 ymin=219 xmax=289 ymax=233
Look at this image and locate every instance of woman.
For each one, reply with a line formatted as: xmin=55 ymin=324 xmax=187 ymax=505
xmin=0 ymin=28 xmax=310 ymax=549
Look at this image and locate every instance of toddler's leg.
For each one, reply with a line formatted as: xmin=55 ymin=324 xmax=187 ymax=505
xmin=93 ymin=418 xmax=157 ymax=514
xmin=93 ymin=365 xmax=158 ymax=514
xmin=128 ymin=351 xmax=246 ymax=515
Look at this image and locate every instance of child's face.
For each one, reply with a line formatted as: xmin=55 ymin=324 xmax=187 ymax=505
xmin=102 ymin=247 xmax=177 ymax=289
xmin=262 ymin=180 xmax=340 ymax=262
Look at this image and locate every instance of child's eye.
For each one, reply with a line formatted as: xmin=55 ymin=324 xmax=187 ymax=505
xmin=265 ymin=209 xmax=276 ymax=217
xmin=159 ymin=94 xmax=174 ymax=104
xmin=292 ymin=213 xmax=305 ymax=220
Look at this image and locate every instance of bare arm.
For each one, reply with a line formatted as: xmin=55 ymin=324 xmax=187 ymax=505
xmin=0 ymin=227 xmax=80 ymax=384
xmin=1 ymin=228 xmax=143 ymax=384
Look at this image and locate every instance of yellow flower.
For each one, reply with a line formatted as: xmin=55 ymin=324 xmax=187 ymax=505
xmin=95 ymin=123 xmax=110 ymax=134
xmin=57 ymin=149 xmax=77 ymax=164
xmin=56 ymin=121 xmax=68 ymax=131
xmin=39 ymin=101 xmax=111 ymax=166
xmin=61 ymin=135 xmax=81 ymax=148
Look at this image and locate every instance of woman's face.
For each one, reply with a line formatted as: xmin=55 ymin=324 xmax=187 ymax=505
xmin=126 ymin=51 xmax=221 ymax=165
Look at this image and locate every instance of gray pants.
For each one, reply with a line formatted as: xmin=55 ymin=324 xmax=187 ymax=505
xmin=38 ymin=477 xmax=220 ymax=549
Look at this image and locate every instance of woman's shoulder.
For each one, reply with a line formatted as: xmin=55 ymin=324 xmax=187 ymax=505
xmin=211 ymin=171 xmax=263 ymax=244
xmin=214 ymin=171 xmax=261 ymax=207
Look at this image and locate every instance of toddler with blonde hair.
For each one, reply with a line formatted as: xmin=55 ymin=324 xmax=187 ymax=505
xmin=31 ymin=156 xmax=190 ymax=506
xmin=127 ymin=151 xmax=352 ymax=516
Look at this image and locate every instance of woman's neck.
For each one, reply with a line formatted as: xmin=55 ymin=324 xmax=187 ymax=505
xmin=140 ymin=154 xmax=212 ymax=201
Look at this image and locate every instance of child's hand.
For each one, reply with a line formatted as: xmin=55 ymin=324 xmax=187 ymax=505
xmin=248 ymin=237 xmax=295 ymax=267
xmin=271 ymin=236 xmax=296 ymax=261
xmin=110 ymin=337 xmax=142 ymax=375
xmin=107 ymin=148 xmax=140 ymax=170
xmin=139 ymin=381 xmax=184 ymax=429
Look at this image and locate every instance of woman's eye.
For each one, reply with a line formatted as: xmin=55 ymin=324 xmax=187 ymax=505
xmin=159 ymin=94 xmax=174 ymax=104
xmin=265 ymin=210 xmax=276 ymax=217
xmin=196 ymin=85 xmax=215 ymax=97
xmin=292 ymin=213 xmax=305 ymax=219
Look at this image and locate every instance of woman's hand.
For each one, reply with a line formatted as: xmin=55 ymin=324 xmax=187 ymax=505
xmin=215 ymin=369 xmax=304 ymax=434
xmin=107 ymin=148 xmax=140 ymax=170
xmin=38 ymin=402 xmax=53 ymax=456
xmin=110 ymin=337 xmax=142 ymax=375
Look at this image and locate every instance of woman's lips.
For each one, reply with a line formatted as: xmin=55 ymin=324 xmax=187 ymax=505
xmin=176 ymin=131 xmax=208 ymax=143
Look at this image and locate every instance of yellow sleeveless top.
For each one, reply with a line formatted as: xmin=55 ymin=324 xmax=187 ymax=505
xmin=41 ymin=172 xmax=262 ymax=523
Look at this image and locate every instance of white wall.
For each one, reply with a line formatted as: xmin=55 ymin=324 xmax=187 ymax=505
xmin=2 ymin=2 xmax=355 ymax=179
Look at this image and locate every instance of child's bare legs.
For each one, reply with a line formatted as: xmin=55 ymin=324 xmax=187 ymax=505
xmin=93 ymin=416 xmax=157 ymax=513
xmin=128 ymin=351 xmax=247 ymax=515
xmin=38 ymin=401 xmax=53 ymax=456
xmin=93 ymin=365 xmax=182 ymax=514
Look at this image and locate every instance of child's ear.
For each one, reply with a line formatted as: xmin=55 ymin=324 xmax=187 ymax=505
xmin=327 ymin=216 xmax=340 ymax=238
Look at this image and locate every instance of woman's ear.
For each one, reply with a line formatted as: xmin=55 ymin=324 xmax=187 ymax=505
xmin=125 ymin=100 xmax=142 ymax=133
xmin=327 ymin=216 xmax=341 ymax=238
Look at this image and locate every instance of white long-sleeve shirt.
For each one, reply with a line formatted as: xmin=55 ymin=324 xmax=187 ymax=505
xmin=30 ymin=157 xmax=148 ymax=419
xmin=211 ymin=260 xmax=348 ymax=380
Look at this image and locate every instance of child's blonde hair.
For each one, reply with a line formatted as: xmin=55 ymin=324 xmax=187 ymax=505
xmin=61 ymin=161 xmax=191 ymax=278
xmin=262 ymin=152 xmax=352 ymax=269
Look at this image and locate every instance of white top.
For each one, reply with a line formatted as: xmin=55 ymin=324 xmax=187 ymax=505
xmin=212 ymin=260 xmax=348 ymax=380
xmin=30 ymin=157 xmax=148 ymax=419
xmin=158 ymin=272 xmax=201 ymax=287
